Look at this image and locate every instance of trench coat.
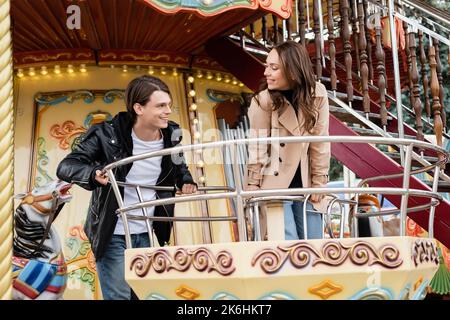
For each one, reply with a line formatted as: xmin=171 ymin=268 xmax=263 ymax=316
xmin=245 ymin=82 xmax=331 ymax=213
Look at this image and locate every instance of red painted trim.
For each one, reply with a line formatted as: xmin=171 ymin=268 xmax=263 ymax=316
xmin=97 ymin=49 xmax=190 ymax=67
xmin=14 ymin=49 xmax=95 ymax=69
xmin=13 ymin=281 xmax=39 ymax=299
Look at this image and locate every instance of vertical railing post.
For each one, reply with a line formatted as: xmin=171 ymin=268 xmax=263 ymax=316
xmin=429 ymin=44 xmax=443 ymax=148
xmin=107 ymin=169 xmax=132 ymax=249
xmin=409 ymin=31 xmax=424 ymax=144
xmin=428 ymin=165 xmax=440 ymax=239
xmin=351 ymin=0 xmax=360 ymax=73
xmin=272 ymin=14 xmax=279 ymax=45
xmin=364 ymin=0 xmax=373 ymax=83
xmin=375 ymin=12 xmax=387 ymax=131
xmin=299 ymin=0 xmax=306 ymax=46
xmin=230 ymin=143 xmax=247 ymax=242
xmin=403 ymin=21 xmax=414 ymax=111
xmin=313 ymin=0 xmax=322 ymax=80
xmin=358 ymin=0 xmax=370 ymax=116
xmin=418 ymin=29 xmax=431 ymax=122
xmin=388 ymin=0 xmax=405 ymax=164
xmin=327 ymin=0 xmax=337 ymax=93
xmin=433 ymin=38 xmax=446 ymax=132
xmin=317 ymin=0 xmax=325 ymax=68
xmin=341 ymin=0 xmax=354 ymax=106
xmin=135 ymin=186 xmax=155 ymax=247
xmin=286 ymin=17 xmax=292 ymax=40
xmin=399 ymin=144 xmax=413 ymax=236
xmin=262 ymin=16 xmax=268 ymax=46
xmin=253 ymin=203 xmax=262 ymax=241
xmin=303 ymin=194 xmax=311 ymax=240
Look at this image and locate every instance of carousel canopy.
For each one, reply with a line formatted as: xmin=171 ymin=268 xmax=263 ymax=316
xmin=11 ymin=0 xmax=291 ymax=70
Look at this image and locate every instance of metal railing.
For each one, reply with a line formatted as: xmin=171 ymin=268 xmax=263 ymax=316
xmin=102 ymin=136 xmax=448 ymax=249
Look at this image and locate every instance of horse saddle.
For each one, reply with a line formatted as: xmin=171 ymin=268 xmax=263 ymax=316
xmin=12 ymin=256 xmax=67 ymax=299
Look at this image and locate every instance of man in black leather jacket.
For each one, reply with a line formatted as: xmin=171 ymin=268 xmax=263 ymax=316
xmin=57 ymin=75 xmax=196 ymax=299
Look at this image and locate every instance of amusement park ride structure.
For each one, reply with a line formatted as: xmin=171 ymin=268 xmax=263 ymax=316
xmin=3 ymin=0 xmax=450 ymax=299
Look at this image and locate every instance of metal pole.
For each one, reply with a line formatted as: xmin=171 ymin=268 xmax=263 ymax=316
xmin=353 ymin=193 xmax=360 ymax=237
xmin=303 ymin=194 xmax=311 ymax=239
xmin=136 ymin=186 xmax=154 ymax=247
xmin=399 ymin=144 xmax=413 ymax=236
xmin=339 ymin=202 xmax=345 ymax=239
xmin=306 ymin=0 xmax=310 ymax=32
xmin=230 ymin=144 xmax=247 ymax=241
xmin=388 ymin=0 xmax=405 ymax=165
xmin=428 ymin=165 xmax=440 ymax=239
xmin=318 ymin=0 xmax=326 ymax=67
xmin=326 ymin=198 xmax=336 ymax=238
xmin=107 ymin=169 xmax=132 ymax=249
xmin=253 ymin=203 xmax=262 ymax=241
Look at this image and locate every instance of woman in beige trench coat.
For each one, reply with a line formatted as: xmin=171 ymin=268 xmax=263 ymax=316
xmin=245 ymin=41 xmax=330 ymax=240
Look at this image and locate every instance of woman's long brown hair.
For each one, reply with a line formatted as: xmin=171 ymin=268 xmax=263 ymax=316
xmin=255 ymin=41 xmax=318 ymax=133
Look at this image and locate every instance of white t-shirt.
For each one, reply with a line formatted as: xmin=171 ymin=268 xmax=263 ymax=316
xmin=114 ymin=130 xmax=164 ymax=235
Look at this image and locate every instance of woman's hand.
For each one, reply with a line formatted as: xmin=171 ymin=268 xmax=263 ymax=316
xmin=244 ymin=185 xmax=260 ymax=191
xmin=95 ymin=170 xmax=109 ymax=185
xmin=310 ymin=194 xmax=324 ymax=203
xmin=181 ymin=183 xmax=197 ymax=194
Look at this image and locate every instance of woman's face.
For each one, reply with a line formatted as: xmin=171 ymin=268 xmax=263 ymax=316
xmin=264 ymin=49 xmax=290 ymax=90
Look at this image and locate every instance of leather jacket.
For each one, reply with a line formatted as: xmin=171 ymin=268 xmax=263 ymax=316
xmin=57 ymin=112 xmax=195 ymax=259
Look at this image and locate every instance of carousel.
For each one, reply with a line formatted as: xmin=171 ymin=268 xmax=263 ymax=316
xmin=3 ymin=0 xmax=450 ymax=300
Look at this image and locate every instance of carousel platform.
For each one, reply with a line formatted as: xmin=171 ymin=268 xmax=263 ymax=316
xmin=125 ymin=236 xmax=439 ymax=300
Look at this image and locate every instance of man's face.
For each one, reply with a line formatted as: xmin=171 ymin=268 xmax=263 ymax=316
xmin=135 ymin=90 xmax=172 ymax=129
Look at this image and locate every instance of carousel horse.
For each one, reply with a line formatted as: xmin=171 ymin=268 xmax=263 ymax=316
xmin=351 ymin=194 xmax=399 ymax=237
xmin=12 ymin=180 xmax=72 ymax=300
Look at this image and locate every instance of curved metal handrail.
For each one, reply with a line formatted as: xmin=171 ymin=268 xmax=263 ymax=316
xmin=102 ymin=136 xmax=447 ymax=248
xmin=102 ymin=136 xmax=448 ymax=172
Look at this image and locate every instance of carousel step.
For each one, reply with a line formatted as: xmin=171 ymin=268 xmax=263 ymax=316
xmin=421 ymin=180 xmax=450 ymax=193
xmin=332 ymin=91 xmax=363 ymax=101
xmin=329 ymin=105 xmax=393 ymax=125
xmin=348 ymin=126 xmax=417 ymax=140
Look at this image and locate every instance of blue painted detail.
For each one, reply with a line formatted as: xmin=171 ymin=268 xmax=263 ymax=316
xmin=83 ymin=111 xmax=113 ymax=128
xmin=258 ymin=291 xmax=296 ymax=300
xmin=398 ymin=284 xmax=411 ymax=300
xmin=157 ymin=0 xmax=252 ymax=10
xmin=35 ymin=96 xmax=69 ymax=105
xmin=398 ymin=284 xmax=412 ymax=300
xmin=206 ymin=89 xmax=244 ymax=104
xmin=103 ymin=90 xmax=125 ymax=104
xmin=411 ymin=280 xmax=429 ymax=300
xmin=145 ymin=293 xmax=167 ymax=300
xmin=211 ymin=292 xmax=239 ymax=300
xmin=35 ymin=91 xmax=95 ymax=105
xmin=349 ymin=287 xmax=394 ymax=300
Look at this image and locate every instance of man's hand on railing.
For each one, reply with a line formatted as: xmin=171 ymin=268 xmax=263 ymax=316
xmin=95 ymin=170 xmax=109 ymax=186
xmin=181 ymin=183 xmax=197 ymax=194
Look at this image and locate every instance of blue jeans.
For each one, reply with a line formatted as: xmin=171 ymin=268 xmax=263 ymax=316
xmin=96 ymin=233 xmax=150 ymax=300
xmin=284 ymin=201 xmax=323 ymax=240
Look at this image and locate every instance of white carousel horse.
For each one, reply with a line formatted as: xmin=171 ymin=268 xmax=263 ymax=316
xmin=12 ymin=180 xmax=72 ymax=300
